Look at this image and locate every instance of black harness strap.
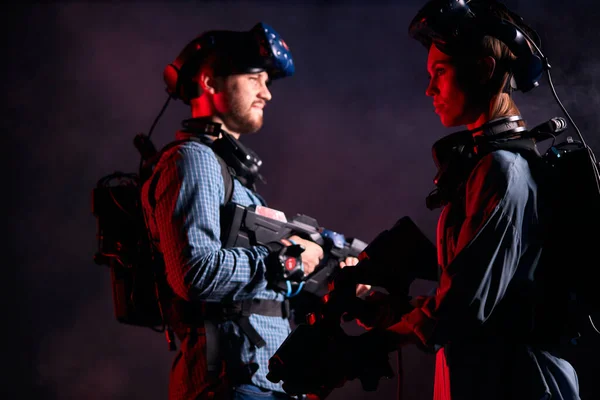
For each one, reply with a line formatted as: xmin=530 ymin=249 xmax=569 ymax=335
xmin=204 ymin=299 xmax=289 ymax=349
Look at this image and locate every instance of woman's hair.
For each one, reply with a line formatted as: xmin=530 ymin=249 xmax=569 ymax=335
xmin=460 ymin=1 xmax=537 ymax=124
xmin=479 ymin=35 xmax=522 ymax=121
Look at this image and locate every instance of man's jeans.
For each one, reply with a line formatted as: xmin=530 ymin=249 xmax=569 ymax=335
xmin=232 ymin=384 xmax=296 ymax=400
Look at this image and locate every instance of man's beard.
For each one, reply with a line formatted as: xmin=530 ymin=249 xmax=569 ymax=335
xmin=225 ymin=101 xmax=263 ymax=134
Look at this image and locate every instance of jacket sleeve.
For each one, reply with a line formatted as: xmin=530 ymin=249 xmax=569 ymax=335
xmin=398 ymin=150 xmax=537 ymax=346
xmin=146 ymin=143 xmax=272 ymax=302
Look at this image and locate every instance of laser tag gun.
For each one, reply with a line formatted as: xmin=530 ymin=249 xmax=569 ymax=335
xmin=220 ymin=202 xmax=368 ymax=318
xmin=266 ymin=216 xmax=439 ymax=398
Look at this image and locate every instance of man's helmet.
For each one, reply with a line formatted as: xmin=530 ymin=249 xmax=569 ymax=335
xmin=164 ymin=22 xmax=295 ymax=104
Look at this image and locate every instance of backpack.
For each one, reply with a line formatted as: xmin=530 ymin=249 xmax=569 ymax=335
xmin=92 ymin=136 xmax=233 ymax=340
xmin=489 ymin=133 xmax=600 ymax=342
xmin=532 ymin=138 xmax=600 ymax=340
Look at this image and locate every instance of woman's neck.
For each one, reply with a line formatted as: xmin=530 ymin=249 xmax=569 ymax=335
xmin=467 ymin=112 xmax=491 ymax=136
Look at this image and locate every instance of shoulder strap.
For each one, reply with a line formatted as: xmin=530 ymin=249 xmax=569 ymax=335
xmin=182 ymin=137 xmax=234 ymax=204
xmin=150 ymin=136 xmax=234 ymax=204
xmin=213 ymin=152 xmax=234 ymax=204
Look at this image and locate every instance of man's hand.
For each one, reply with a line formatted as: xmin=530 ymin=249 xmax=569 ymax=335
xmin=284 ymin=235 xmax=323 ymax=275
xmin=339 ymin=256 xmax=371 ymax=297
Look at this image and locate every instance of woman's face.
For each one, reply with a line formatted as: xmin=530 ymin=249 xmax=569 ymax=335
xmin=425 ymin=44 xmax=485 ymax=128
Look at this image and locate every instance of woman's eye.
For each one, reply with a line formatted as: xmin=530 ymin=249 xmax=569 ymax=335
xmin=435 ymin=68 xmax=446 ymax=76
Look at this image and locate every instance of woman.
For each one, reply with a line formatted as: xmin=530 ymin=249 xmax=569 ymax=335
xmin=350 ymin=1 xmax=582 ymax=399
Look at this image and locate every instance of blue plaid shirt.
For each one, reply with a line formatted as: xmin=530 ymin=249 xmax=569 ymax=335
xmin=142 ymin=131 xmax=290 ymax=396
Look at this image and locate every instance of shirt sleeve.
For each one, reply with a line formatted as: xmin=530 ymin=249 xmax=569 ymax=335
xmin=399 ymin=150 xmax=536 ymax=346
xmin=148 ymin=143 xmax=271 ymax=303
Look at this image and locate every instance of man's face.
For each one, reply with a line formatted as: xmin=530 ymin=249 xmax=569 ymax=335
xmin=212 ymin=71 xmax=272 ymax=134
xmin=425 ymin=44 xmax=480 ymax=127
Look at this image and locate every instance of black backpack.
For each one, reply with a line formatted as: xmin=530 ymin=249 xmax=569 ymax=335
xmin=92 ymin=137 xmax=233 ymax=340
xmin=532 ymin=139 xmax=600 ymax=340
xmin=493 ymin=135 xmax=600 ymax=342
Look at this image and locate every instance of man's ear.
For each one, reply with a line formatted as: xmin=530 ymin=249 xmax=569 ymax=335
xmin=477 ymin=56 xmax=496 ymax=84
xmin=197 ymin=70 xmax=220 ymax=94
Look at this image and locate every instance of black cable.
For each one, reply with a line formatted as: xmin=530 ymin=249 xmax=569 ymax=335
xmin=138 ymin=94 xmax=172 ymax=172
xmin=147 ymin=95 xmax=172 ymax=141
xmin=502 ymin=18 xmax=587 ymax=149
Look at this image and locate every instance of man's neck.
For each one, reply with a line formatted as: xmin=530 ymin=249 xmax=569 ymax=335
xmin=191 ymin=110 xmax=240 ymax=140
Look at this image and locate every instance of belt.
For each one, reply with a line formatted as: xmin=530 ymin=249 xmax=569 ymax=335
xmin=198 ymin=299 xmax=289 ymax=348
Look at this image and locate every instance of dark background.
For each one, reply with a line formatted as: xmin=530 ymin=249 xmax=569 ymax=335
xmin=7 ymin=0 xmax=600 ymax=399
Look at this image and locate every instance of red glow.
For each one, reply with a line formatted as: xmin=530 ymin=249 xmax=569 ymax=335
xmin=285 ymin=257 xmax=296 ymax=271
xmin=280 ymin=39 xmax=289 ymax=51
